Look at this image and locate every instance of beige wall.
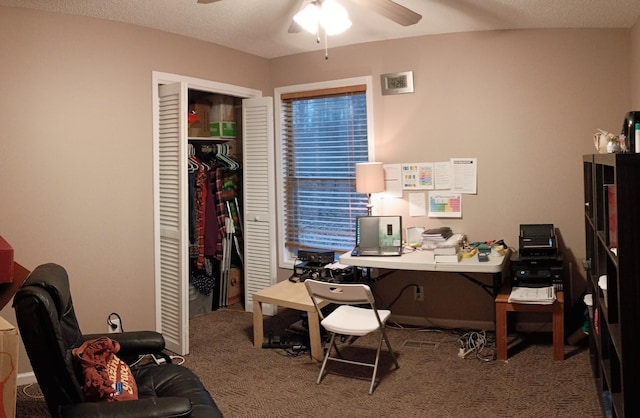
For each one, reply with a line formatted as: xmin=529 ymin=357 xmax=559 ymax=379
xmin=632 ymin=18 xmax=640 ymax=107
xmin=1 ymin=5 xmax=638 ymax=374
xmin=270 ymin=29 xmax=632 ymax=323
xmin=0 ymin=6 xmax=270 ymax=374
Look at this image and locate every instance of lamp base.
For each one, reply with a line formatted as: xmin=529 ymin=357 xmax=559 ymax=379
xmin=367 ymin=193 xmax=373 ymax=216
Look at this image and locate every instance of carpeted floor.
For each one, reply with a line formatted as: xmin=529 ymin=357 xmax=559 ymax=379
xmin=17 ymin=307 xmax=602 ymax=417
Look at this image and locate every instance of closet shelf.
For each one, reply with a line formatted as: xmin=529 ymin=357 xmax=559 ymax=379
xmin=188 ymin=136 xmax=235 ymax=142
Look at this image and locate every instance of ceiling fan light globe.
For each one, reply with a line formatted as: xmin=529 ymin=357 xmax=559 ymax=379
xmin=322 ymin=16 xmax=352 ymax=35
xmin=293 ymin=3 xmax=320 ymax=35
xmin=320 ymin=0 xmax=352 ymax=35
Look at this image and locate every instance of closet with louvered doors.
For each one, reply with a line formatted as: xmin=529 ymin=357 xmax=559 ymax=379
xmin=155 ymin=73 xmax=277 ymax=356
xmin=187 ymin=90 xmax=244 ymax=318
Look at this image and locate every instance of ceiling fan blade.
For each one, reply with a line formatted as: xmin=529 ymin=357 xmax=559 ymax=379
xmin=350 ymin=0 xmax=422 ymax=26
xmin=288 ymin=21 xmax=303 ymax=34
xmin=197 ymin=0 xmax=223 ymax=4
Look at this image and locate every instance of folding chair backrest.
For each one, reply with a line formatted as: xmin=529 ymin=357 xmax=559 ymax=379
xmin=305 ymin=280 xmax=374 ymax=306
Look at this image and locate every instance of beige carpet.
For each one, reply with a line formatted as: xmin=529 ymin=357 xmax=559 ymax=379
xmin=17 ymin=307 xmax=601 ymax=417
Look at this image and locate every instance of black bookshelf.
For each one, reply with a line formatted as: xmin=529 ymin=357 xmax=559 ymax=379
xmin=583 ymin=154 xmax=640 ymax=418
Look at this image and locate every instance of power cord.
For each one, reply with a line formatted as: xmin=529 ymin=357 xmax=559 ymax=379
xmin=386 ymin=284 xmax=423 ymax=310
xmin=169 ymin=355 xmax=185 ymax=365
xmin=107 ymin=312 xmax=124 ymax=333
xmin=457 ymin=330 xmax=494 ymax=362
xmin=21 ymin=382 xmax=44 ymax=399
xmin=129 ymin=353 xmax=186 ymax=368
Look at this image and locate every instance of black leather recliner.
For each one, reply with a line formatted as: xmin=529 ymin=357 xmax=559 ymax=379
xmin=13 ymin=263 xmax=223 ymax=418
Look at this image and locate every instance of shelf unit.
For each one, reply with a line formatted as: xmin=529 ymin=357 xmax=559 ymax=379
xmin=583 ymin=153 xmax=640 ymax=418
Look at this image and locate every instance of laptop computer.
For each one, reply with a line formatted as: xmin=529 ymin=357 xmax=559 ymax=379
xmin=351 ymin=216 xmax=403 ymax=256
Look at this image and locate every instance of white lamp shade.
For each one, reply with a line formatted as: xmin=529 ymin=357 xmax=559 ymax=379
xmin=355 ymin=162 xmax=385 ymax=194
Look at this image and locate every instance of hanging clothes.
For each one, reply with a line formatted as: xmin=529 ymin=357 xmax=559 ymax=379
xmin=193 ymin=159 xmax=208 ymax=269
xmin=204 ymin=164 xmax=226 ymax=261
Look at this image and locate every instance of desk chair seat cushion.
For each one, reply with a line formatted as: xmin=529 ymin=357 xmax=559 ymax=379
xmin=134 ymin=363 xmax=218 ymax=416
xmin=321 ymin=305 xmax=391 ymax=336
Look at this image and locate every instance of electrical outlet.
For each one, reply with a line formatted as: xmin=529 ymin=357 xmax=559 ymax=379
xmin=108 ymin=317 xmax=121 ymax=333
xmin=414 ymin=286 xmax=424 ymax=302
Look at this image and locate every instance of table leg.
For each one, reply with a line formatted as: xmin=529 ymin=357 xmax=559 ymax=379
xmin=552 ymin=303 xmax=564 ymax=361
xmin=253 ymin=299 xmax=264 ymax=349
xmin=496 ymin=301 xmax=508 ymax=361
xmin=306 ymin=309 xmax=323 ymax=362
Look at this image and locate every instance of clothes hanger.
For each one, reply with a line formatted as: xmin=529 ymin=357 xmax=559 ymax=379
xmin=217 ymin=143 xmax=239 ymax=170
xmin=187 ymin=145 xmax=199 ymax=173
xmin=214 ymin=144 xmax=230 ymax=169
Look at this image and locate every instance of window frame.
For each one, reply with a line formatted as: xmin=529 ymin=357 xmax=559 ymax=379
xmin=274 ymin=76 xmax=376 ymax=268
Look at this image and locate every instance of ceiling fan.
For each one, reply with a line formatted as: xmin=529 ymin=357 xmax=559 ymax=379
xmin=197 ymin=0 xmax=422 ymax=32
xmin=345 ymin=0 xmax=422 ymax=27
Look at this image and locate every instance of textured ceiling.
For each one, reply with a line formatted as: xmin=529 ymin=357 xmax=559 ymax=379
xmin=2 ymin=0 xmax=640 ymax=58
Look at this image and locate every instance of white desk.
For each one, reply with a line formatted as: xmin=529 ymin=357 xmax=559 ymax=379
xmin=339 ymin=249 xmax=510 ymax=298
xmin=340 ymin=249 xmax=507 ymax=273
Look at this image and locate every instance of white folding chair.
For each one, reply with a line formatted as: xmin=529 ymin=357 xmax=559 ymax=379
xmin=304 ymin=279 xmax=399 ymax=394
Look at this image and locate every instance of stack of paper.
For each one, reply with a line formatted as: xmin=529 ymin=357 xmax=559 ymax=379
xmin=422 ymin=231 xmax=459 ymax=248
xmin=422 ymin=227 xmax=453 ymax=242
xmin=434 ymin=252 xmax=462 ymax=263
xmin=508 ymin=286 xmax=556 ymax=304
xmin=421 ymin=233 xmax=462 ymax=263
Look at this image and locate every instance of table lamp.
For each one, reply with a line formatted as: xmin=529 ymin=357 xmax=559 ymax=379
xmin=355 ymin=162 xmax=385 ymax=216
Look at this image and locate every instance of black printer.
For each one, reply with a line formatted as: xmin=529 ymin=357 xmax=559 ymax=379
xmin=518 ymin=224 xmax=557 ymax=260
xmin=512 ymin=224 xmax=563 ymax=290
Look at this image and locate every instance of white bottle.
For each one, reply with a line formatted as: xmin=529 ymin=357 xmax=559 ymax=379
xmin=635 ymin=123 xmax=640 ymax=153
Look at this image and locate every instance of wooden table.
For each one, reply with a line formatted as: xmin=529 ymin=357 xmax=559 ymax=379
xmin=252 ymin=280 xmax=328 ymax=362
xmin=495 ymin=282 xmax=564 ymax=361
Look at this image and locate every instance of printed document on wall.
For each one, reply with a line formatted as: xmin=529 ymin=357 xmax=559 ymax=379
xmin=383 ymin=164 xmax=403 ymax=198
xmin=434 ymin=161 xmax=451 ymax=190
xmin=428 ymin=192 xmax=462 ymax=218
xmin=409 ymin=193 xmax=427 ymax=216
xmin=451 ymin=158 xmax=477 ymax=194
xmin=401 ymin=163 xmax=434 ymax=190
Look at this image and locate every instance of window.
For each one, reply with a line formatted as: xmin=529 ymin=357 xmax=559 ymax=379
xmin=275 ymin=78 xmax=374 ymax=264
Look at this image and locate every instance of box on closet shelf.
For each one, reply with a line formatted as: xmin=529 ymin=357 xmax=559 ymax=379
xmin=188 ymin=103 xmax=210 ymax=137
xmin=210 ymin=121 xmax=236 ymax=138
xmin=210 ymin=96 xmax=235 ymax=121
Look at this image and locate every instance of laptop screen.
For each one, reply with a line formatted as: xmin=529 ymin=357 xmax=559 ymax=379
xmin=356 ymin=216 xmax=402 ymax=248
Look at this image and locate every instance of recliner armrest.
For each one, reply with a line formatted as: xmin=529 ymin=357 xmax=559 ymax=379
xmin=61 ymin=396 xmax=193 ymax=418
xmin=82 ymin=331 xmax=165 ymax=356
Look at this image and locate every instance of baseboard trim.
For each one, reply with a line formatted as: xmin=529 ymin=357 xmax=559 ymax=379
xmin=389 ymin=315 xmax=554 ymax=333
xmin=17 ymin=372 xmax=37 ymax=387
xmin=389 ymin=314 xmax=494 ymax=331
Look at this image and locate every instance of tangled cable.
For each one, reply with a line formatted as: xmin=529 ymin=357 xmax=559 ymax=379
xmin=457 ymin=330 xmax=494 ymax=362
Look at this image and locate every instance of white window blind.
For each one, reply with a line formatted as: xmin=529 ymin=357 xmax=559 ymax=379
xmin=281 ymin=85 xmax=370 ymax=252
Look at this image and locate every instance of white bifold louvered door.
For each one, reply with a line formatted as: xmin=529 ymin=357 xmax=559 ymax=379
xmin=242 ymin=97 xmax=277 ymax=315
xmin=154 ymin=71 xmax=272 ymax=355
xmin=155 ymin=82 xmax=189 ymax=354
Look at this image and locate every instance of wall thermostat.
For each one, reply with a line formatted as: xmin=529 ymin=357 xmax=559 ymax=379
xmin=381 ymin=71 xmax=414 ymax=95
